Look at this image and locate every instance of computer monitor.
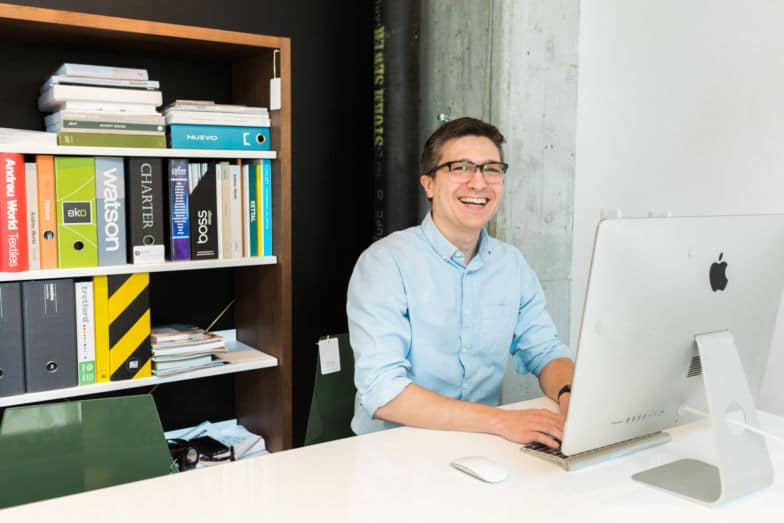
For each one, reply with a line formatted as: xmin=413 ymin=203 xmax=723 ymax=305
xmin=563 ymin=215 xmax=784 ymax=503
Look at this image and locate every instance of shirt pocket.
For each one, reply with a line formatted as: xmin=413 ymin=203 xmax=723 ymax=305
xmin=480 ymin=302 xmax=517 ymax=354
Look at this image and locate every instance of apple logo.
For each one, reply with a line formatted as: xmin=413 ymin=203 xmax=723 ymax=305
xmin=709 ymin=252 xmax=728 ymax=292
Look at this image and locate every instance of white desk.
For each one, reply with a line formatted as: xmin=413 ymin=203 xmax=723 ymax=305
xmin=2 ymin=398 xmax=783 ymax=522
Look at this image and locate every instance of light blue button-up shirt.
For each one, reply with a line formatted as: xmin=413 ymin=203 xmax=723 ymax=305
xmin=347 ymin=213 xmax=573 ymax=434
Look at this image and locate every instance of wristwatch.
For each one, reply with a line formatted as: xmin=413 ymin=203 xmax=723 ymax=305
xmin=557 ymin=384 xmax=572 ymax=403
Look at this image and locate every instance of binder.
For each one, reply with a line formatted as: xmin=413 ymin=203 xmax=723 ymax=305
xmin=126 ymin=157 xmax=164 ymax=264
xmin=95 ymin=157 xmax=127 ymax=266
xmin=21 ymin=279 xmax=77 ymax=392
xmin=55 ymin=156 xmax=98 ymax=268
xmin=0 ymin=282 xmax=25 ymax=397
xmin=188 ymin=162 xmax=218 ymax=259
xmin=36 ymin=155 xmax=58 ymax=269
xmin=168 ymin=124 xmax=271 ymax=150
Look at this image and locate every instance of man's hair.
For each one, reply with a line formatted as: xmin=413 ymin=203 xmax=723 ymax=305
xmin=420 ymin=117 xmax=506 ymax=176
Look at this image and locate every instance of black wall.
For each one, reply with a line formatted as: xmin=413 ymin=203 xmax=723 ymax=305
xmin=2 ymin=0 xmax=374 ymax=446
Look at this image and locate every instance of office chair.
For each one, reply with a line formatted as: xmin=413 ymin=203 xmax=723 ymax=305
xmin=0 ymin=394 xmax=173 ymax=508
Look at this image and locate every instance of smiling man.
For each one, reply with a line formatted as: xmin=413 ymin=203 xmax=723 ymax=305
xmin=347 ymin=117 xmax=574 ymax=446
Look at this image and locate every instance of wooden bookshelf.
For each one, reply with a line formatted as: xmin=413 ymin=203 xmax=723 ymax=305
xmin=0 ymin=4 xmax=293 ymax=450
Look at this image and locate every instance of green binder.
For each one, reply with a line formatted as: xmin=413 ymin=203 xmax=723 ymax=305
xmin=0 ymin=395 xmax=173 ymax=508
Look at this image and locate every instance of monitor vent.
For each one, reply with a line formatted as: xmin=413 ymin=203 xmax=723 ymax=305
xmin=687 ymin=355 xmax=702 ymax=378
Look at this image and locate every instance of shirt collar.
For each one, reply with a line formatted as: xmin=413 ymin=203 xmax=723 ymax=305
xmin=421 ymin=212 xmax=494 ymax=263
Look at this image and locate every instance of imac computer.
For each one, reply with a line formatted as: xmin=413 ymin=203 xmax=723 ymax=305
xmin=522 ymin=214 xmax=784 ymax=504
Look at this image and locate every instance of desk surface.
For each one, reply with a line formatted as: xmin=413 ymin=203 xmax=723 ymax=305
xmin=2 ymin=398 xmax=783 ymax=522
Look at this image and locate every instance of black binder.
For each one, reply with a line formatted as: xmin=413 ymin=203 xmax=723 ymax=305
xmin=188 ymin=161 xmax=219 ymax=260
xmin=21 ymin=279 xmax=77 ymax=392
xmin=0 ymin=282 xmax=25 ymax=397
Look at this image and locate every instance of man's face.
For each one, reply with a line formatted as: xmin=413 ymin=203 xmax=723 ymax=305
xmin=420 ymin=135 xmax=504 ymax=242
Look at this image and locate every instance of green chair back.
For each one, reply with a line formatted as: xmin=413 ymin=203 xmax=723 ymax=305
xmin=0 ymin=394 xmax=172 ymax=508
xmin=304 ymin=333 xmax=356 ymax=445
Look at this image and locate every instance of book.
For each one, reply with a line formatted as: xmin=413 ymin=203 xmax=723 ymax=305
xmin=93 ymin=272 xmax=152 ymax=381
xmin=255 ymin=161 xmax=263 ymax=257
xmin=152 ymin=359 xmax=225 ymax=377
xmin=35 ymin=155 xmax=58 ymax=269
xmin=0 ymin=282 xmax=24 ymax=397
xmin=38 ymin=84 xmax=163 ymax=112
xmin=74 ymin=279 xmax=96 ymax=385
xmin=168 ymin=124 xmax=271 ymax=150
xmin=168 ymin=159 xmax=190 ymax=261
xmin=58 ymin=132 xmax=167 ymax=148
xmin=164 ymin=111 xmax=270 ymax=127
xmin=46 ymin=110 xmax=165 ymax=127
xmin=126 ymin=158 xmax=165 ymax=264
xmin=229 ymin=162 xmax=242 ymax=259
xmin=261 ymin=158 xmax=272 ymax=256
xmin=0 ymin=152 xmax=28 ymax=272
xmin=54 ymin=63 xmax=149 ymax=81
xmin=24 ymin=162 xmax=40 ymax=270
xmin=54 ymin=156 xmax=98 ymax=268
xmin=247 ymin=162 xmax=259 ymax=257
xmin=152 ymin=330 xmax=224 ymax=349
xmin=50 ymin=119 xmax=165 ymax=133
xmin=42 ymin=75 xmax=160 ymax=91
xmin=95 ymin=157 xmax=127 ymax=266
xmin=241 ymin=162 xmax=251 ymax=257
xmin=150 ymin=323 xmax=208 ymax=344
xmin=21 ymin=279 xmax=78 ymax=392
xmin=56 ymin=101 xmax=160 ymax=114
xmin=152 ymin=353 xmax=215 ymax=371
xmin=219 ymin=161 xmax=231 ymax=259
xmin=189 ymin=162 xmax=218 ymax=260
xmin=50 ymin=126 xmax=165 ymax=136
xmin=162 ymin=100 xmax=268 ymax=114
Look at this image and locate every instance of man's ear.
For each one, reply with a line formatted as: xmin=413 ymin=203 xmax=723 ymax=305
xmin=420 ymin=175 xmax=433 ymax=199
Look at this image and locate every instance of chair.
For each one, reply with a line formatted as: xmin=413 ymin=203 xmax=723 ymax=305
xmin=0 ymin=394 xmax=173 ymax=508
xmin=304 ymin=333 xmax=357 ymax=445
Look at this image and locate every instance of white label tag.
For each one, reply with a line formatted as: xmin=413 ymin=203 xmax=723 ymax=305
xmin=270 ymin=77 xmax=281 ymax=110
xmin=318 ymin=337 xmax=341 ymax=375
xmin=132 ymin=244 xmax=165 ymax=264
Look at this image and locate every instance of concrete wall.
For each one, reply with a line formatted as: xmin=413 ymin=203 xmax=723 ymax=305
xmin=574 ymin=0 xmax=784 ymax=414
xmin=421 ymin=0 xmax=579 ymax=403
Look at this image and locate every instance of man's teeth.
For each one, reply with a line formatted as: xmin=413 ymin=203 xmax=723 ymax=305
xmin=459 ymin=196 xmax=487 ymax=205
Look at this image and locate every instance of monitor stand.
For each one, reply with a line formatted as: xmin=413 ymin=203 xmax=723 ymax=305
xmin=631 ymin=330 xmax=773 ymax=505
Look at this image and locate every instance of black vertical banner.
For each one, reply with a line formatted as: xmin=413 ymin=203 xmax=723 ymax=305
xmin=373 ymin=0 xmax=421 ymax=241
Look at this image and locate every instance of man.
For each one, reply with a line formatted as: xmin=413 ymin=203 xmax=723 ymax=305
xmin=347 ymin=117 xmax=574 ymax=447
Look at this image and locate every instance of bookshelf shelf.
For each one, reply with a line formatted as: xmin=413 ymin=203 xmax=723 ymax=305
xmin=0 ymin=4 xmax=293 ymax=451
xmin=0 ymin=142 xmax=278 ymax=159
xmin=0 ymin=256 xmax=278 ymax=283
xmin=0 ymin=330 xmax=278 ymax=409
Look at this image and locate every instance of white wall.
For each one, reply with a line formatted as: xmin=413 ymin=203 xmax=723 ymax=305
xmin=573 ymin=0 xmax=784 ymax=413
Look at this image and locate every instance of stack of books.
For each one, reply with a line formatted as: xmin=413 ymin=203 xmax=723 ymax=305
xmin=38 ymin=63 xmax=166 ymax=148
xmin=163 ymin=100 xmax=271 ymax=151
xmin=150 ymin=324 xmax=228 ymax=376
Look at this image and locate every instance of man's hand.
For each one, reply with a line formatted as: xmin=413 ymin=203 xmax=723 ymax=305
xmin=495 ymin=408 xmax=565 ymax=448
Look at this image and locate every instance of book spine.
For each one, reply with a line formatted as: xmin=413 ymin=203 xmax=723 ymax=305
xmin=59 ymin=120 xmax=165 ymax=132
xmin=21 ymin=279 xmax=77 ymax=392
xmin=126 ymin=158 xmax=165 ymax=264
xmin=56 ymin=63 xmax=149 ymax=81
xmin=241 ymin=162 xmax=250 ymax=257
xmin=60 ymin=101 xmax=159 ymax=114
xmin=108 ymin=273 xmax=152 ymax=380
xmin=255 ymin=161 xmax=263 ymax=257
xmin=215 ymin=164 xmax=224 ymax=259
xmin=168 ymin=159 xmax=190 ymax=260
xmin=36 ymin=155 xmax=58 ymax=269
xmin=0 ymin=153 xmax=28 ymax=272
xmin=48 ymin=111 xmax=165 ymax=125
xmin=93 ymin=275 xmax=110 ymax=383
xmin=57 ymin=132 xmax=166 ymax=148
xmin=24 ymin=162 xmax=40 ymax=270
xmin=262 ymin=159 xmax=273 ymax=256
xmin=95 ymin=157 xmax=127 ymax=266
xmin=0 ymin=282 xmax=25 ymax=397
xmin=188 ymin=162 xmax=219 ymax=259
xmin=248 ymin=162 xmax=258 ymax=257
xmin=45 ymin=75 xmax=160 ymax=90
xmin=39 ymin=84 xmax=163 ymax=111
xmin=229 ymin=162 xmax=243 ymax=258
xmin=168 ymin=124 xmax=271 ymax=150
xmin=54 ymin=156 xmax=98 ymax=268
xmin=219 ymin=162 xmax=232 ymax=259
xmin=74 ymin=279 xmax=96 ymax=385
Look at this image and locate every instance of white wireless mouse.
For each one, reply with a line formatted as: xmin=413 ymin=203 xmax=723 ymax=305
xmin=450 ymin=455 xmax=508 ymax=483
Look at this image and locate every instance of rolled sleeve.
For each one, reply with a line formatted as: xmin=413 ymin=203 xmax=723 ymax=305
xmin=347 ymin=246 xmax=413 ymax=418
xmin=511 ymin=256 xmax=574 ymax=377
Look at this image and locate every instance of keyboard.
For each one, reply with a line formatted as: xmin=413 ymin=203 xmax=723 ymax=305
xmin=521 ymin=431 xmax=672 ymax=471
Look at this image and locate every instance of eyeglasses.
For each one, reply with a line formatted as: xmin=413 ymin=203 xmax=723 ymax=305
xmin=426 ymin=160 xmax=508 ymax=184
